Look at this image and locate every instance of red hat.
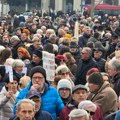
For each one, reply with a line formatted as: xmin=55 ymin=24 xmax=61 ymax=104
xmin=55 ymin=55 xmax=65 ymax=60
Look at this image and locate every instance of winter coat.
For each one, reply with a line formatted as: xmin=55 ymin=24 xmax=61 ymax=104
xmin=13 ymin=70 xmax=25 ymax=83
xmin=78 ymin=33 xmax=90 ymax=48
xmin=92 ymin=105 xmax=104 ymax=120
xmin=111 ymin=72 xmax=120 ymax=97
xmin=59 ymin=102 xmax=77 ymax=120
xmin=93 ymin=57 xmax=106 ymax=72
xmin=75 ymin=57 xmax=98 ymax=85
xmin=67 ymin=62 xmax=77 ymax=76
xmin=0 ymin=87 xmax=19 ymax=120
xmin=115 ymin=110 xmax=120 ymax=120
xmin=14 ymin=82 xmax=64 ymax=120
xmin=88 ymin=81 xmax=117 ymax=117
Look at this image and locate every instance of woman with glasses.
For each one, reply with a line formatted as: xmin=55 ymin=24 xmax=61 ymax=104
xmin=78 ymin=100 xmax=103 ymax=120
xmin=0 ymin=75 xmax=19 ymax=120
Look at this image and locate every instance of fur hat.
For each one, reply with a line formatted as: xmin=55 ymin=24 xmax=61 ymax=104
xmin=56 ymin=65 xmax=69 ymax=75
xmin=57 ymin=79 xmax=72 ymax=92
xmin=30 ymin=66 xmax=46 ymax=80
xmin=88 ymin=72 xmax=104 ymax=86
xmin=33 ymin=49 xmax=42 ymax=58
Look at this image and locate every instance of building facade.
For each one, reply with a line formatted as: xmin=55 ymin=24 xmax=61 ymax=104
xmin=0 ymin=0 xmax=120 ymax=15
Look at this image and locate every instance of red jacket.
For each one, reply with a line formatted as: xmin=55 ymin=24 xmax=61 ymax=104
xmin=93 ymin=105 xmax=104 ymax=120
xmin=59 ymin=106 xmax=73 ymax=120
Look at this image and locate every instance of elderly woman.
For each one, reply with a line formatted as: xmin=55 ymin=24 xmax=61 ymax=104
xmin=56 ymin=65 xmax=75 ymax=87
xmin=12 ymin=59 xmax=25 ymax=82
xmin=0 ymin=75 xmax=19 ymax=120
xmin=78 ymin=100 xmax=103 ymax=120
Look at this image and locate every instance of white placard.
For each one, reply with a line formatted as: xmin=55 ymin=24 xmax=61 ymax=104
xmin=22 ymin=67 xmax=27 ymax=76
xmin=42 ymin=51 xmax=55 ymax=81
xmin=5 ymin=65 xmax=13 ymax=82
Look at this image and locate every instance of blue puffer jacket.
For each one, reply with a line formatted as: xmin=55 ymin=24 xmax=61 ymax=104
xmin=14 ymin=82 xmax=64 ymax=120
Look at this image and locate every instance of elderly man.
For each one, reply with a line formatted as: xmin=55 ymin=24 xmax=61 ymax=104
xmin=75 ymin=47 xmax=98 ymax=85
xmin=10 ymin=90 xmax=53 ymax=120
xmin=14 ymin=66 xmax=64 ymax=120
xmin=87 ymin=72 xmax=117 ymax=117
xmin=108 ymin=59 xmax=120 ymax=97
xmin=16 ymin=99 xmax=36 ymax=120
xmin=10 ymin=35 xmax=24 ymax=59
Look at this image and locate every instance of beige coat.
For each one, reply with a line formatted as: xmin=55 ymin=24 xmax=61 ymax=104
xmin=88 ymin=81 xmax=117 ymax=117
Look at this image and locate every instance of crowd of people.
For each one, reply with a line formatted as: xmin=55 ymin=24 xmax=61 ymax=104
xmin=0 ymin=8 xmax=120 ymax=120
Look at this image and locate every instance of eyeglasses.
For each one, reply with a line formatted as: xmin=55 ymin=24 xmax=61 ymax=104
xmin=32 ymin=76 xmax=44 ymax=80
xmin=86 ymin=110 xmax=95 ymax=116
xmin=61 ymin=72 xmax=69 ymax=75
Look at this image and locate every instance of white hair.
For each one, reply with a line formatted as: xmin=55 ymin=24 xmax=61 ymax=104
xmin=12 ymin=59 xmax=25 ymax=68
xmin=69 ymin=109 xmax=89 ymax=120
xmin=16 ymin=99 xmax=35 ymax=111
xmin=5 ymin=58 xmax=15 ymax=66
xmin=56 ymin=65 xmax=69 ymax=74
xmin=37 ymin=29 xmax=43 ymax=34
xmin=0 ymin=45 xmax=5 ymax=52
xmin=108 ymin=58 xmax=120 ymax=71
xmin=10 ymin=35 xmax=20 ymax=42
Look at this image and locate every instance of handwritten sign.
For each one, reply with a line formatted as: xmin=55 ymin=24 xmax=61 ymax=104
xmin=42 ymin=51 xmax=55 ymax=81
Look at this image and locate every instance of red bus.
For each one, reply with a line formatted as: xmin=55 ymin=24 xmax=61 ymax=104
xmin=86 ymin=4 xmax=120 ymax=16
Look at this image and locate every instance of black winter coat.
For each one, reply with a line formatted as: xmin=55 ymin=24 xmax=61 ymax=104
xmin=75 ymin=57 xmax=98 ymax=85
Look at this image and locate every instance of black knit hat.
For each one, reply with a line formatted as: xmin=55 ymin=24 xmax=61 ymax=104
xmin=30 ymin=66 xmax=46 ymax=80
xmin=88 ymin=72 xmax=104 ymax=86
xmin=33 ymin=49 xmax=42 ymax=58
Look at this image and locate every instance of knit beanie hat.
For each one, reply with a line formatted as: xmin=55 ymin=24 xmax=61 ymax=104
xmin=57 ymin=79 xmax=72 ymax=93
xmin=88 ymin=72 xmax=104 ymax=86
xmin=33 ymin=49 xmax=42 ymax=58
xmin=30 ymin=66 xmax=46 ymax=80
